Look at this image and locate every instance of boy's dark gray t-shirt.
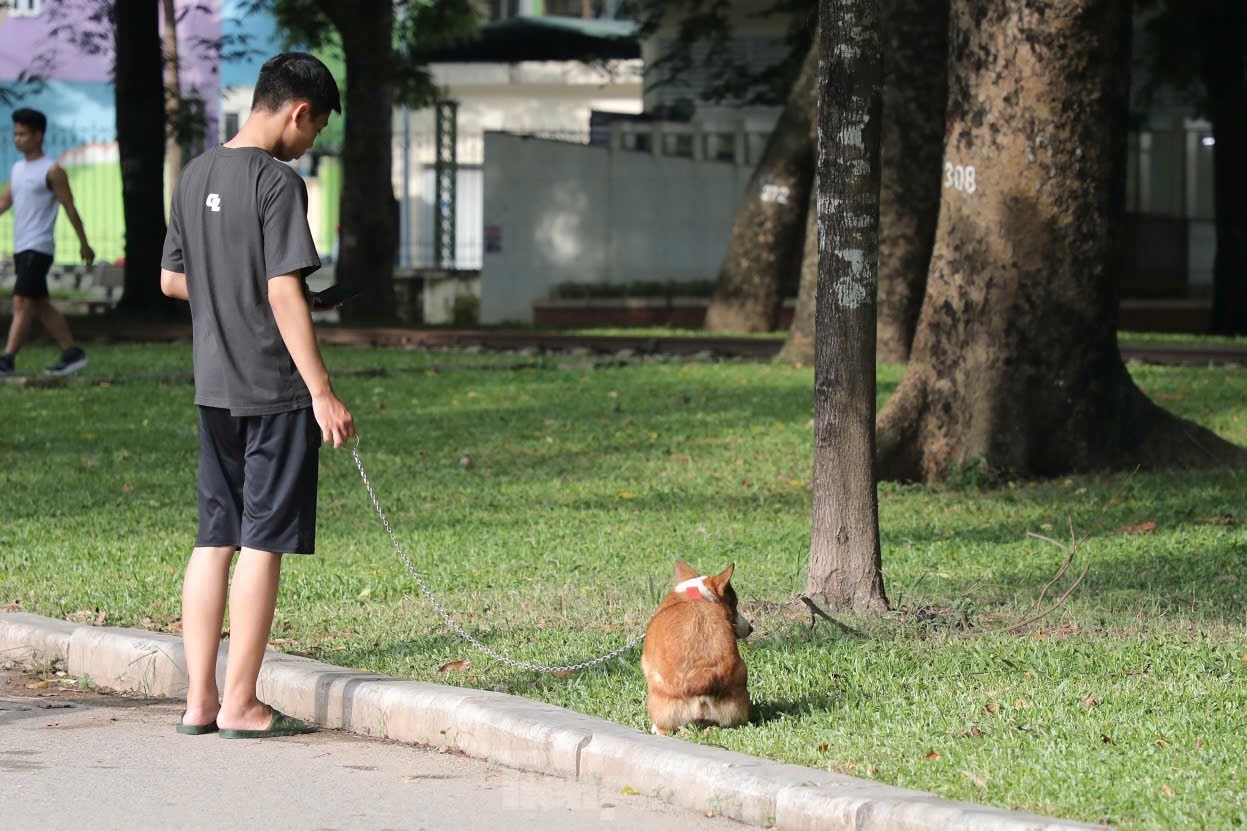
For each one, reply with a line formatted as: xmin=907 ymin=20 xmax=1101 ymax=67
xmin=161 ymin=146 xmax=321 ymax=416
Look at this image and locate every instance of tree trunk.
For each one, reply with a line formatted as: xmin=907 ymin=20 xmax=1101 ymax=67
xmin=113 ymin=0 xmax=176 ymax=318
xmin=804 ymin=0 xmax=888 ymax=613
xmin=875 ymin=0 xmax=949 ymax=363
xmin=326 ymin=0 xmax=398 ymax=322
xmin=161 ymin=0 xmax=183 ymax=193
xmin=778 ymin=187 xmax=817 ymax=365
xmin=704 ymin=39 xmax=817 ymax=333
xmin=1198 ymin=0 xmax=1247 ymax=335
xmin=876 ymin=0 xmax=1247 ymax=483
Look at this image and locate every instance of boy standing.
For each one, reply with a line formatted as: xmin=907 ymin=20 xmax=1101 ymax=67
xmin=0 ymin=108 xmax=93 ymax=376
xmin=160 ymin=53 xmax=355 ymax=738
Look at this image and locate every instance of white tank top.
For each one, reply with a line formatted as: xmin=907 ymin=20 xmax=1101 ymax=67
xmin=10 ymin=156 xmax=59 ymax=256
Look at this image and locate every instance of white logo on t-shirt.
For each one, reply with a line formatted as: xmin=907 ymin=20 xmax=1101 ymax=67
xmin=206 ymin=193 xmax=221 ymax=212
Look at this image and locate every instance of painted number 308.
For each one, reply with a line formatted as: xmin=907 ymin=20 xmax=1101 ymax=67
xmin=943 ymin=163 xmax=977 ymax=194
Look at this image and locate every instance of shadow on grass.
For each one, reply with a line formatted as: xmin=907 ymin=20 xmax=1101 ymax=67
xmin=307 ymin=628 xmax=646 ymax=686
xmin=750 ymin=692 xmax=844 ymax=725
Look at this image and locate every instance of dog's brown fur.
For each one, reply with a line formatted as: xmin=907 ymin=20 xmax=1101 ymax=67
xmin=641 ymin=560 xmax=752 ymax=735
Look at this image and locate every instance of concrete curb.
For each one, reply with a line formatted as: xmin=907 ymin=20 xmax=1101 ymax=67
xmin=1 ymin=611 xmax=1096 ymax=830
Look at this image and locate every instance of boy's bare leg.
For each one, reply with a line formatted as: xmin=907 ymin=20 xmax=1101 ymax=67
xmin=180 ymin=546 xmax=234 ymax=725
xmin=4 ymin=295 xmax=37 ymax=356
xmin=216 ymin=547 xmax=283 ymax=730
xmin=34 ymin=297 xmax=76 ymax=350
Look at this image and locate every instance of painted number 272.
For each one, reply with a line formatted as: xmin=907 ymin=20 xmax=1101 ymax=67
xmin=943 ymin=163 xmax=977 ymax=194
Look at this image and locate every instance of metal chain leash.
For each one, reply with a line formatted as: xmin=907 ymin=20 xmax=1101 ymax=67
xmin=349 ymin=437 xmax=646 ymax=674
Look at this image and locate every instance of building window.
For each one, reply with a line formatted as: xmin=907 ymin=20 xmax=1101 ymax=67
xmin=8 ymin=0 xmax=43 ymax=17
xmin=222 ymin=112 xmax=240 ymax=143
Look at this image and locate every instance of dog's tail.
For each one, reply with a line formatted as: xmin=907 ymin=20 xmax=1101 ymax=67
xmin=676 ymin=668 xmax=725 ymax=697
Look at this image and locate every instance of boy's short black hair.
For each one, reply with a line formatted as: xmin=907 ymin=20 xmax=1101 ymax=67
xmin=12 ymin=108 xmax=48 ymax=134
xmin=252 ymin=52 xmax=341 ymax=118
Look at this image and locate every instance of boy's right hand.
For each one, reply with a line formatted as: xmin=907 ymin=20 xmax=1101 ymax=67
xmin=313 ymin=392 xmax=355 ymax=449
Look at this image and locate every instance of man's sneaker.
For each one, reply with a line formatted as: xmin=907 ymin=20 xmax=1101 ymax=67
xmin=0 ymin=353 xmax=13 ymax=377
xmin=45 ymin=347 xmax=87 ymax=377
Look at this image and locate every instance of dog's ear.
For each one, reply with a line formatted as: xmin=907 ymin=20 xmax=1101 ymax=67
xmin=707 ymin=563 xmax=735 ymax=593
xmin=674 ymin=560 xmax=699 ymax=583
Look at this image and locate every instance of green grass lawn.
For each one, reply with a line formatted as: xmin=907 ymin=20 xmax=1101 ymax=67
xmin=2 ymin=343 xmax=1246 ymax=829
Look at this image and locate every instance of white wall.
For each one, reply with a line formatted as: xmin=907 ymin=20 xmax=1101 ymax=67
xmin=394 ymin=59 xmax=643 ymax=268
xmin=480 ymin=132 xmax=753 ymax=324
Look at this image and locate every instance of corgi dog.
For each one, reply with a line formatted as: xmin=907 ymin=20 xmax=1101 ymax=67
xmin=641 ymin=560 xmax=753 ymax=735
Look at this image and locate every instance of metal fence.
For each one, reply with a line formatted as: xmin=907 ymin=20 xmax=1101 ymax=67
xmin=0 ymin=124 xmax=124 ymax=265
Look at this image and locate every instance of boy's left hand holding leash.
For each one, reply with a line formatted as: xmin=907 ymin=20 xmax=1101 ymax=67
xmin=313 ymin=391 xmax=355 ymax=449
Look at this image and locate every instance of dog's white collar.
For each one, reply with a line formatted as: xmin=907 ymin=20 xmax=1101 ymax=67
xmin=674 ymin=576 xmax=717 ymax=602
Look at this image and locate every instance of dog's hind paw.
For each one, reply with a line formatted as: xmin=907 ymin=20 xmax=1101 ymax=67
xmin=650 ymin=723 xmax=659 ymax=735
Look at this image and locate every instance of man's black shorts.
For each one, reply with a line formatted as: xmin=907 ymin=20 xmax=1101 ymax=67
xmin=196 ymin=405 xmax=321 ymax=555
xmin=13 ymin=249 xmax=53 ymax=299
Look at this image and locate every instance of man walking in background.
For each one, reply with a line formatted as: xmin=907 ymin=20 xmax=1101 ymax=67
xmin=0 ymin=108 xmax=93 ymax=377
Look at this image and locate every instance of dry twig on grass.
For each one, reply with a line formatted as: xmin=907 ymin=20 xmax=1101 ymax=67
xmin=798 ymin=595 xmax=867 ymax=638
xmin=1005 ymin=469 xmax=1140 ymax=634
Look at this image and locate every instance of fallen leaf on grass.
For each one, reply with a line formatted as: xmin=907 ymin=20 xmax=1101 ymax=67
xmin=438 ymin=659 xmax=471 ymax=674
xmin=551 ymin=670 xmax=574 ymax=679
xmin=1161 ymin=785 xmax=1174 ymax=798
xmin=956 ymin=725 xmax=983 ymax=739
xmin=1213 ymin=574 xmax=1237 ymax=583
xmin=25 ymin=680 xmax=50 ymax=690
xmin=984 ymin=700 xmax=1000 ymax=715
xmin=1101 ymin=734 xmax=1114 ymax=745
xmin=923 ymin=751 xmax=941 ymax=762
xmin=1079 ymin=695 xmax=1100 ymax=708
xmin=1118 ymin=521 xmax=1157 ymax=534
xmin=816 ymin=743 xmax=829 ymax=753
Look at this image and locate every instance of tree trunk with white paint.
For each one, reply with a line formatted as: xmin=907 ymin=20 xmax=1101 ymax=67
xmin=704 ymin=40 xmax=817 ymax=333
xmin=804 ymin=0 xmax=888 ymax=613
xmin=876 ymin=0 xmax=949 ymax=363
xmin=876 ymin=0 xmax=1247 ymax=482
xmin=782 ymin=0 xmax=947 ymax=366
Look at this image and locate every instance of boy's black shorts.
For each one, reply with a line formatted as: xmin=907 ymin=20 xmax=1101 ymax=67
xmin=13 ymin=250 xmax=54 ymax=299
xmin=196 ymin=405 xmax=321 ymax=555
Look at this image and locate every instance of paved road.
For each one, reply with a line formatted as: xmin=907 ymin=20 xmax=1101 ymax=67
xmin=0 ymin=667 xmax=739 ymax=831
